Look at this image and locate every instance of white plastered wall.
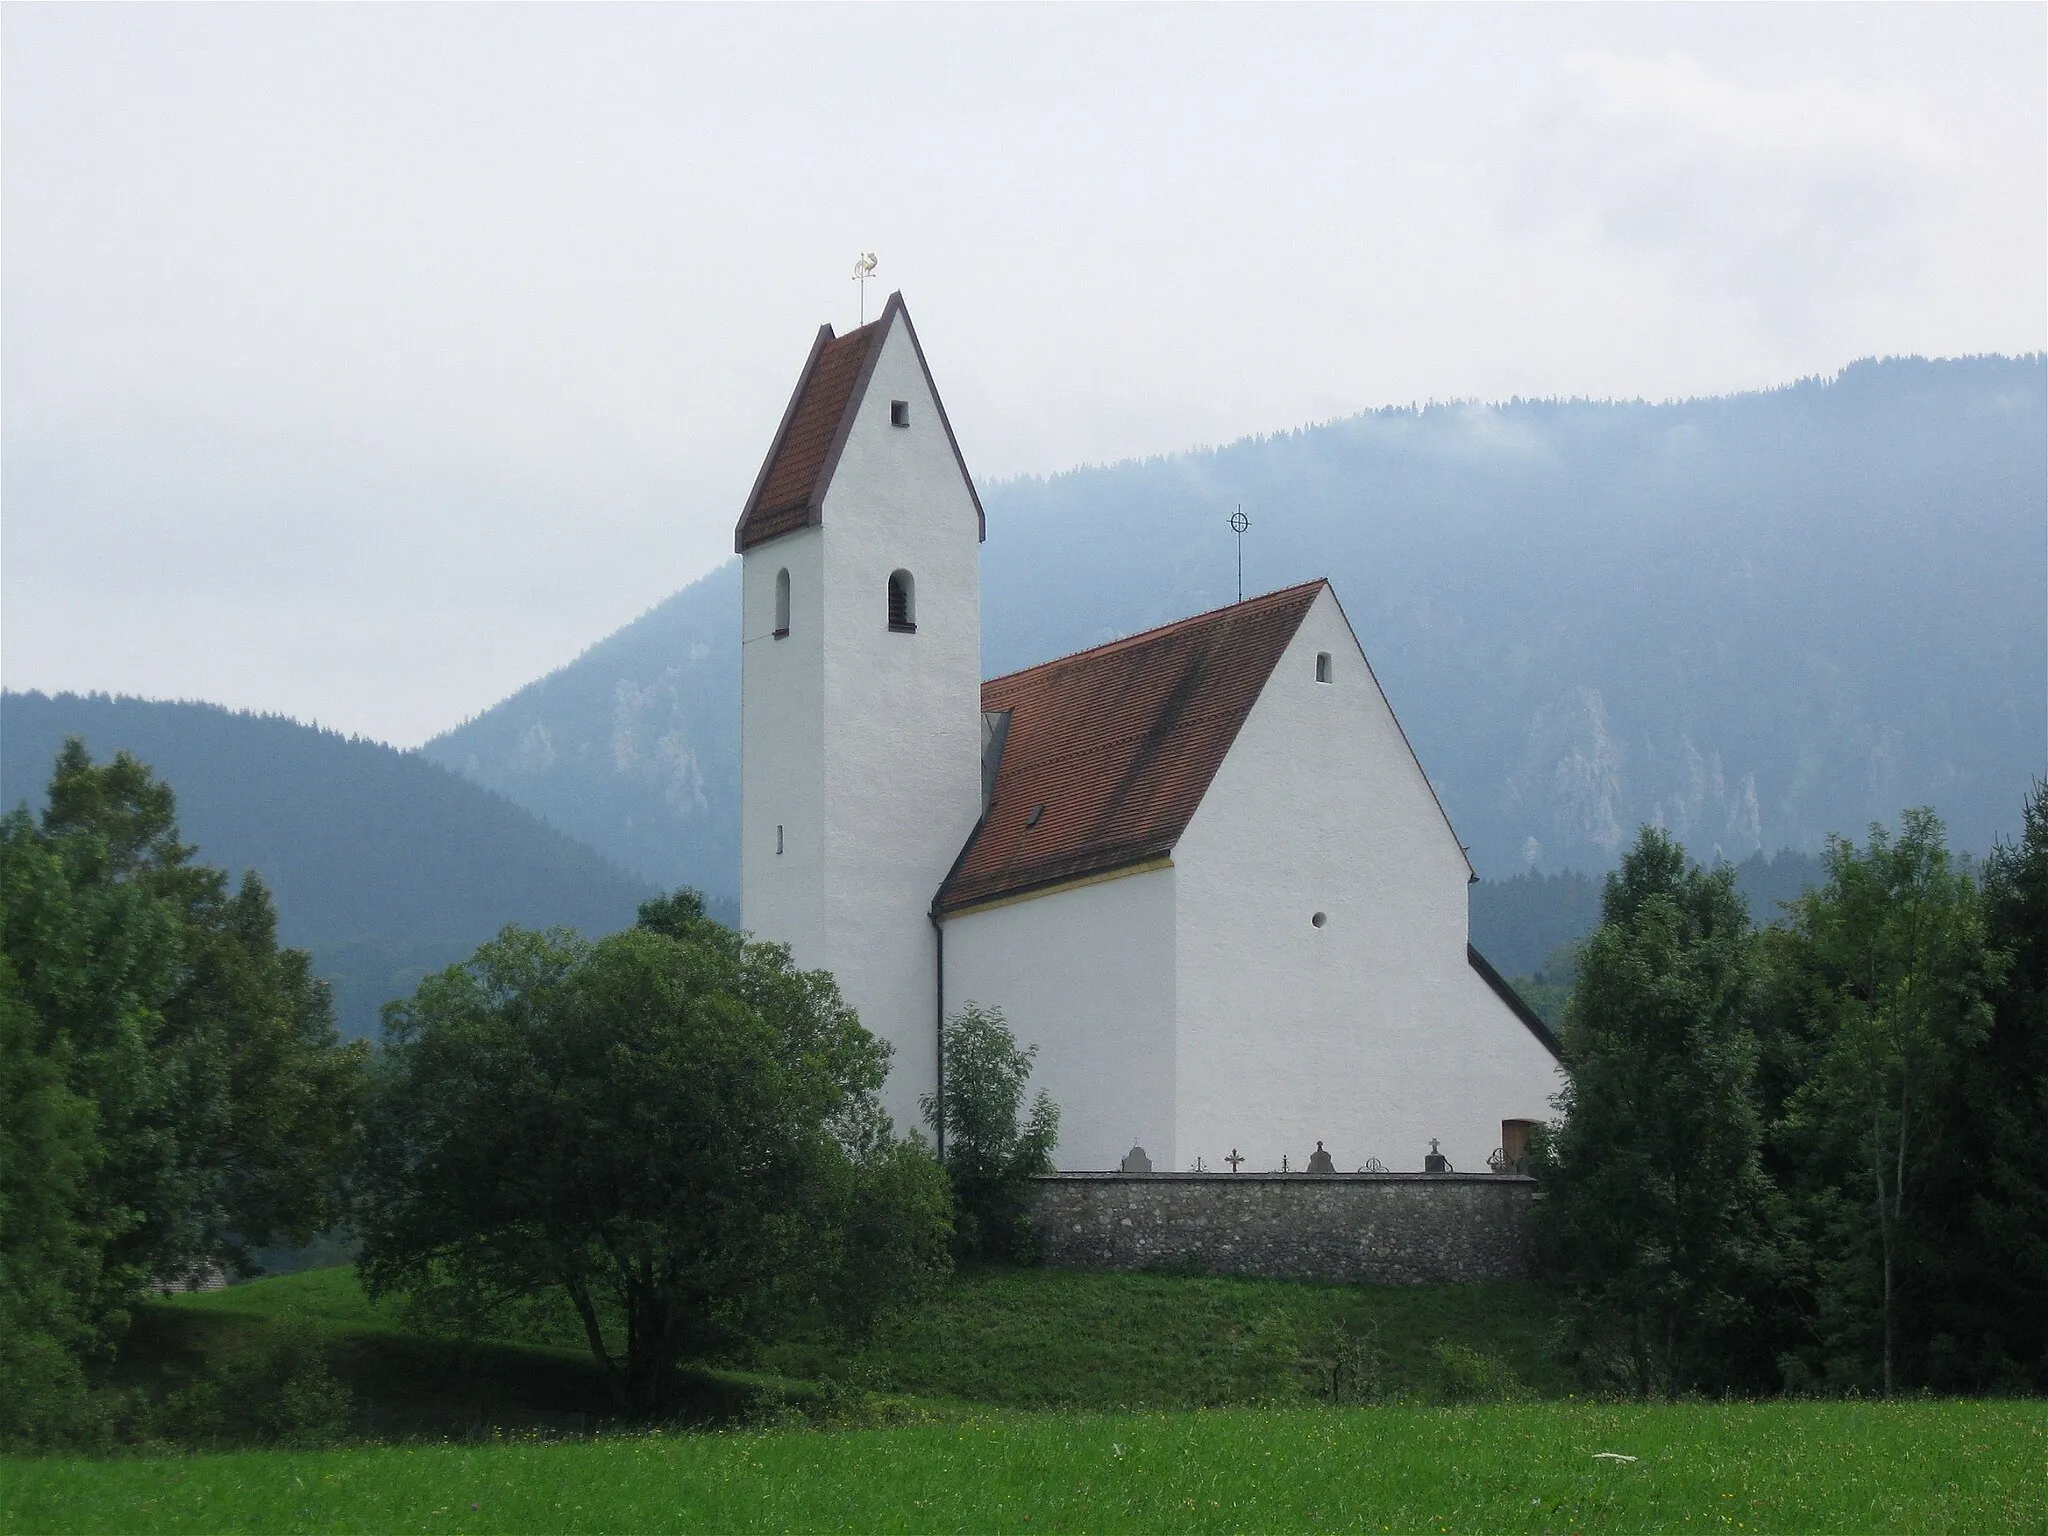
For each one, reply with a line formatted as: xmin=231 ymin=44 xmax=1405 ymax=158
xmin=741 ymin=525 xmax=826 ymax=960
xmin=809 ymin=315 xmax=986 ymax=1136
xmin=941 ymin=866 xmax=1177 ymax=1173
xmin=1172 ymin=586 xmax=1560 ymax=1174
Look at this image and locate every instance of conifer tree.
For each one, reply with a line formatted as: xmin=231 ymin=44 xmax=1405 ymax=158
xmin=1533 ymin=828 xmax=1776 ymax=1397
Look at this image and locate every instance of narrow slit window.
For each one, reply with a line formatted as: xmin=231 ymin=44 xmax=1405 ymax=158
xmin=887 ymin=570 xmax=916 ymax=632
xmin=776 ymin=824 xmax=784 ymax=856
xmin=1315 ymin=651 xmax=1332 ymax=683
xmin=773 ymin=569 xmax=791 ymax=637
xmin=890 ymin=399 xmax=910 ymax=428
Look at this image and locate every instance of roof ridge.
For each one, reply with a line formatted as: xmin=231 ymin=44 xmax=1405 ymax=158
xmin=983 ymin=579 xmax=1328 ymax=688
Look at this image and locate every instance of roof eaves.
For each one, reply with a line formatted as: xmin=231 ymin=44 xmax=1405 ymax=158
xmin=888 ymin=292 xmax=987 ymax=543
xmin=1467 ymin=943 xmax=1563 ymax=1061
xmin=735 ymin=323 xmax=834 ymax=554
xmin=937 ymin=841 xmax=1176 ymax=917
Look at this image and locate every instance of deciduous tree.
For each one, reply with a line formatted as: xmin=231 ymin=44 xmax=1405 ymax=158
xmin=356 ymin=893 xmax=951 ymax=1413
xmin=922 ymin=1002 xmax=1059 ymax=1263
xmin=0 ymin=741 xmax=368 ymax=1443
xmin=1772 ymin=810 xmax=2006 ymax=1393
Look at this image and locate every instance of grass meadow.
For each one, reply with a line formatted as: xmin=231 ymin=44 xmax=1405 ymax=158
xmin=7 ymin=1268 xmax=2042 ymax=1531
xmin=6 ymin=1400 xmax=2042 ymax=1533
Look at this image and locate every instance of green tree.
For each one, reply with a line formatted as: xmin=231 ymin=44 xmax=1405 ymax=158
xmin=1531 ymin=828 xmax=1776 ymax=1397
xmin=0 ymin=956 xmax=105 ymax=1446
xmin=1 ymin=789 xmax=183 ymax=1329
xmin=922 ymin=1002 xmax=1059 ymax=1263
xmin=0 ymin=741 xmax=367 ymax=1443
xmin=1771 ymin=810 xmax=2005 ymax=1394
xmin=1952 ymin=779 xmax=2048 ymax=1389
xmin=355 ymin=893 xmax=951 ymax=1413
xmin=9 ymin=741 xmax=369 ymax=1286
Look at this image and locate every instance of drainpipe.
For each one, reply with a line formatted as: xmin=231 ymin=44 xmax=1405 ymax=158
xmin=930 ymin=910 xmax=946 ymax=1162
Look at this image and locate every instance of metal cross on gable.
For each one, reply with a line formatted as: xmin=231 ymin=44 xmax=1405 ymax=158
xmin=1229 ymin=507 xmax=1249 ymax=603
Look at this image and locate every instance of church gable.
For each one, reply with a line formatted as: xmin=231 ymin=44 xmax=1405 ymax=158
xmin=937 ymin=581 xmax=1325 ymax=914
xmin=734 ymin=293 xmax=985 ymax=554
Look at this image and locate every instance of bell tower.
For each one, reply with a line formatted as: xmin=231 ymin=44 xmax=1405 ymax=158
xmin=735 ymin=293 xmax=986 ymax=1134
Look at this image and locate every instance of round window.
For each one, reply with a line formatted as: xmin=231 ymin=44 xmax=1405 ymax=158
xmin=1311 ymin=911 xmax=1327 ymax=928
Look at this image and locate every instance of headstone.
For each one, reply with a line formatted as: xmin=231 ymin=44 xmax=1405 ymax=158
xmin=1119 ymin=1144 xmax=1153 ymax=1173
xmin=1225 ymin=1148 xmax=1246 ymax=1172
xmin=1306 ymin=1140 xmax=1336 ymax=1174
xmin=1423 ymin=1137 xmax=1451 ymax=1173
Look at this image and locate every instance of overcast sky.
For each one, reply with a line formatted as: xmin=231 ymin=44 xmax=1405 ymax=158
xmin=5 ymin=3 xmax=2042 ymax=747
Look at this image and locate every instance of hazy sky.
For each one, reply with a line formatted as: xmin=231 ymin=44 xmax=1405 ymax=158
xmin=5 ymin=3 xmax=2042 ymax=747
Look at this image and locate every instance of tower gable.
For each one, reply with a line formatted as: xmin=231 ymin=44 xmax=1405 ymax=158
xmin=734 ymin=292 xmax=985 ymax=554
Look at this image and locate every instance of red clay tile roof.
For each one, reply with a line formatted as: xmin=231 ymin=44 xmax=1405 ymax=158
xmin=936 ymin=581 xmax=1326 ymax=914
xmin=734 ymin=292 xmax=986 ymax=553
xmin=735 ymin=319 xmax=884 ymax=552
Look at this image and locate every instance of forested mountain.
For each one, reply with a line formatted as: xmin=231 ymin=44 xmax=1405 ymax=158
xmin=1469 ymin=847 xmax=1829 ymax=979
xmin=1 ymin=691 xmax=657 ymax=1038
xmin=425 ymin=569 xmax=741 ymax=911
xmin=424 ymin=354 xmax=2045 ymax=913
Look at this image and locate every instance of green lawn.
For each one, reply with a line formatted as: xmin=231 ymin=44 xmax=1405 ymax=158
xmin=136 ymin=1264 xmax=1565 ymax=1436
xmin=7 ymin=1401 xmax=2041 ymax=1533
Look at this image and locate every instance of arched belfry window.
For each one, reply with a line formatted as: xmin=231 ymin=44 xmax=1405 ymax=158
xmin=773 ymin=569 xmax=791 ymax=638
xmin=887 ymin=570 xmax=916 ymax=633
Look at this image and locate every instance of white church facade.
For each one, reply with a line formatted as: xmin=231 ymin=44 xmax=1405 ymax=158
xmin=736 ymin=293 xmax=1559 ymax=1175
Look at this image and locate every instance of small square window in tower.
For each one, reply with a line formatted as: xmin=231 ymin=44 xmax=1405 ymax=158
xmin=1315 ymin=652 xmax=1332 ymax=683
xmin=890 ymin=399 xmax=910 ymax=427
xmin=887 ymin=570 xmax=916 ymax=633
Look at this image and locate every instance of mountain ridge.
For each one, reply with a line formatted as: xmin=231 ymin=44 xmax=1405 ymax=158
xmin=423 ymin=352 xmax=2046 ymax=898
xmin=1 ymin=690 xmax=662 ymax=1038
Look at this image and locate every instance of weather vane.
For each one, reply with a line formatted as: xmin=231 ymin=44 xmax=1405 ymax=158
xmin=1230 ymin=506 xmax=1250 ymax=603
xmin=852 ymin=252 xmax=878 ymax=324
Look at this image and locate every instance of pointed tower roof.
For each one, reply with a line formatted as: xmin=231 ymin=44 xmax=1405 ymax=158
xmin=734 ymin=291 xmax=985 ymax=553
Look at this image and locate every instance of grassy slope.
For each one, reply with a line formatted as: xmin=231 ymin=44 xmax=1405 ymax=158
xmin=140 ymin=1265 xmax=1566 ymax=1430
xmin=8 ymin=1402 xmax=2043 ymax=1533
xmin=817 ymin=1269 xmax=1569 ymax=1408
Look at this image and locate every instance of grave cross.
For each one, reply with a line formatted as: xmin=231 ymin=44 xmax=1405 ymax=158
xmin=1225 ymin=1149 xmax=1245 ymax=1173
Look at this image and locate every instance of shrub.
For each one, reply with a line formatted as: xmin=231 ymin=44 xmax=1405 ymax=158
xmin=921 ymin=1003 xmax=1059 ymax=1263
xmin=1427 ymin=1339 xmax=1527 ymax=1404
xmin=159 ymin=1312 xmax=354 ymax=1449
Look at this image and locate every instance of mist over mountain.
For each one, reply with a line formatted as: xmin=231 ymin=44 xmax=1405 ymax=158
xmin=1 ymin=691 xmax=658 ymax=1038
xmin=425 ymin=354 xmax=2045 ymax=907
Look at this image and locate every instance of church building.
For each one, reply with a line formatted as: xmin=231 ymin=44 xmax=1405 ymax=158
xmin=736 ymin=292 xmax=1559 ymax=1175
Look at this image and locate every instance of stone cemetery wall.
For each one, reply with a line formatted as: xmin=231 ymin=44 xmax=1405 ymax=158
xmin=1029 ymin=1172 xmax=1535 ymax=1285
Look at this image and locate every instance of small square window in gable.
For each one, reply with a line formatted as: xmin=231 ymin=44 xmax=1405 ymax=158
xmin=890 ymin=400 xmax=910 ymax=428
